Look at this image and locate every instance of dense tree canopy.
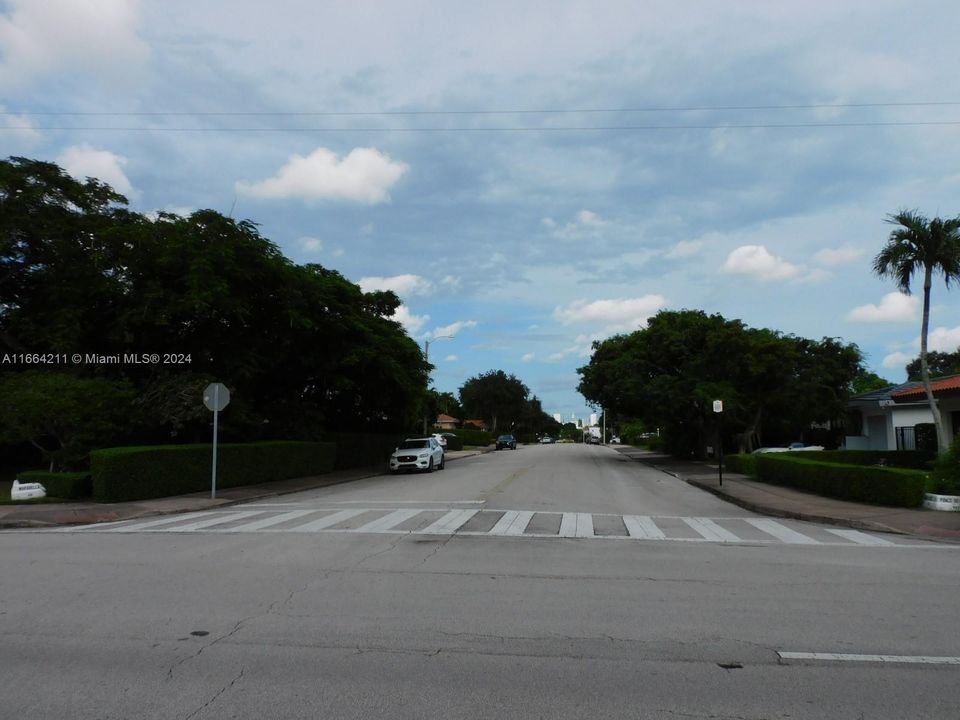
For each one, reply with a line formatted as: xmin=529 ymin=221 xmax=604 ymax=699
xmin=577 ymin=310 xmax=864 ymax=456
xmin=905 ymin=350 xmax=960 ymax=381
xmin=0 ymin=156 xmax=430 ymax=464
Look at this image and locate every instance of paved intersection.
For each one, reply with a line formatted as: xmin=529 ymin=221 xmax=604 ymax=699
xmin=47 ymin=503 xmax=951 ymax=548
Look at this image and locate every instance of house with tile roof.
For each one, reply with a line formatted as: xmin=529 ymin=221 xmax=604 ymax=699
xmin=434 ymin=413 xmax=460 ymax=430
xmin=845 ymin=374 xmax=960 ymax=451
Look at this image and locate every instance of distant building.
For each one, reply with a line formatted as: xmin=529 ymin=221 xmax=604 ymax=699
xmin=463 ymin=418 xmax=489 ymax=431
xmin=590 ymin=413 xmax=598 ymax=427
xmin=434 ymin=414 xmax=459 ymax=430
xmin=553 ymin=413 xmax=562 ymax=424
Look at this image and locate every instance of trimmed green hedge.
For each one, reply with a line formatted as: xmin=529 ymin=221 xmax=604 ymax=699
xmin=91 ymin=441 xmax=336 ymax=503
xmin=723 ymin=454 xmax=757 ymax=476
xmin=451 ymin=428 xmax=493 ymax=447
xmin=814 ymin=450 xmax=935 ymax=470
xmin=754 ymin=454 xmax=926 ymax=508
xmin=16 ymin=470 xmax=92 ymax=499
xmin=320 ymin=432 xmax=405 ymax=470
xmin=442 ymin=434 xmax=464 ymax=451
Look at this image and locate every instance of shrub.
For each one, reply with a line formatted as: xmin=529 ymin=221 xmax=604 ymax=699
xmin=321 ymin=432 xmax=405 ymax=469
xmin=724 ymin=454 xmax=757 ymax=476
xmin=753 ymin=454 xmax=926 ymax=508
xmin=442 ymin=434 xmax=464 ymax=451
xmin=815 ymin=450 xmax=935 ymax=470
xmin=452 ymin=428 xmax=493 ymax=447
xmin=16 ymin=470 xmax=92 ymax=499
xmin=91 ymin=441 xmax=336 ymax=503
xmin=929 ymin=435 xmax=960 ymax=496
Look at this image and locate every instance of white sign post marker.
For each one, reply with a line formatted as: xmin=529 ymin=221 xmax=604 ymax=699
xmin=712 ymin=400 xmax=724 ymax=487
xmin=203 ymin=383 xmax=231 ymax=498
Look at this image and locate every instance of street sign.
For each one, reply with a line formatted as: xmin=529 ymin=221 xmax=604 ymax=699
xmin=713 ymin=400 xmax=723 ymax=413
xmin=202 ymin=383 xmax=230 ymax=499
xmin=203 ymin=383 xmax=230 ymax=412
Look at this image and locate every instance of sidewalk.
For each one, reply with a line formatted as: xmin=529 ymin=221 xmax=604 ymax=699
xmin=615 ymin=447 xmax=960 ymax=541
xmin=0 ymin=448 xmax=491 ymax=530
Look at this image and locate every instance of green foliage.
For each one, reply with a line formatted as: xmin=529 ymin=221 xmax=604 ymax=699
xmin=850 ymin=369 xmax=893 ymax=395
xmin=0 ymin=156 xmax=430 ymax=441
xmin=577 ymin=310 xmax=863 ymax=458
xmin=451 ymin=428 xmax=493 ymax=447
xmin=753 ymin=454 xmax=926 ymax=508
xmin=16 ymin=470 xmax=92 ymax=499
xmin=91 ymin=441 xmax=336 ymax=502
xmin=0 ymin=371 xmax=135 ymax=470
xmin=723 ymin=454 xmax=757 ymax=476
xmin=320 ymin=432 xmax=406 ymax=470
xmin=814 ymin=450 xmax=935 ymax=469
xmin=929 ymin=433 xmax=960 ymax=495
xmin=442 ymin=435 xmax=464 ymax=451
xmin=905 ymin=350 xmax=960 ymax=381
xmin=459 ymin=370 xmax=529 ymax=434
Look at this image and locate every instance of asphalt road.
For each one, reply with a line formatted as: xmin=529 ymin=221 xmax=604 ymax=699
xmin=2 ymin=443 xmax=958 ymax=719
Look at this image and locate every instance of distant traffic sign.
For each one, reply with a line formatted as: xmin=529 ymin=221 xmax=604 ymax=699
xmin=203 ymin=383 xmax=230 ymax=412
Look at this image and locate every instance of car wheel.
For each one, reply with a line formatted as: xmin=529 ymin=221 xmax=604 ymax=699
xmin=439 ymin=455 xmax=445 ymax=470
xmin=425 ymin=457 xmax=434 ymax=473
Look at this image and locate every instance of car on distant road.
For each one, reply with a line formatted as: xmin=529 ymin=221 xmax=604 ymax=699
xmin=539 ymin=436 xmax=554 ymax=444
xmin=495 ymin=434 xmax=517 ymax=450
xmin=390 ymin=437 xmax=445 ymax=473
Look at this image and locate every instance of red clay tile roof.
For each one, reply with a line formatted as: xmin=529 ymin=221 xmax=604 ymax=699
xmin=436 ymin=413 xmax=460 ymax=423
xmin=891 ymin=374 xmax=960 ymax=400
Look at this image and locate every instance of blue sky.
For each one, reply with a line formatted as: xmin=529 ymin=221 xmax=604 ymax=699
xmin=4 ymin=0 xmax=960 ymax=422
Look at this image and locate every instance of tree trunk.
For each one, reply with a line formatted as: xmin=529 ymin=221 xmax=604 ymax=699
xmin=920 ymin=265 xmax=949 ymax=454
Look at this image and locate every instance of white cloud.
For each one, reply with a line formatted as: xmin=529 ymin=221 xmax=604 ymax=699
xmin=814 ymin=246 xmax=864 ymax=266
xmin=664 ymin=240 xmax=703 ymax=259
xmin=429 ymin=320 xmax=478 ymax=338
xmin=57 ymin=144 xmax=135 ymax=197
xmin=846 ymin=293 xmax=918 ymax=323
xmin=521 ymin=353 xmax=535 ymax=362
xmin=928 ymin=326 xmax=960 ymax=353
xmin=722 ymin=245 xmax=802 ymax=280
xmin=547 ymin=209 xmax=608 ymax=241
xmin=0 ymin=106 xmax=41 ymax=143
xmin=882 ymin=351 xmax=913 ymax=369
xmin=298 ymin=236 xmax=323 ymax=254
xmin=391 ymin=305 xmax=429 ymax=335
xmin=440 ymin=275 xmax=462 ymax=289
xmin=358 ymin=274 xmax=433 ymax=296
xmin=880 ymin=325 xmax=960 ymax=369
xmin=547 ymin=334 xmax=597 ymax=362
xmin=444 ymin=355 xmax=458 ymax=362
xmin=0 ymin=0 xmax=148 ymax=88
xmin=554 ymin=296 xmax=668 ymax=332
xmin=236 ymin=147 xmax=408 ymax=203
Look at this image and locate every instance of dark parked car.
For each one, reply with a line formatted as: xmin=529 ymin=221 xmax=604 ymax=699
xmin=496 ymin=434 xmax=517 ymax=450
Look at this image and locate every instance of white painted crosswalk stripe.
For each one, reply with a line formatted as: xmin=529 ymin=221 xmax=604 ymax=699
xmin=684 ymin=517 xmax=741 ymax=542
xmin=213 ymin=509 xmax=317 ymax=532
xmin=421 ymin=509 xmax=480 ymax=535
xmin=43 ymin=508 xmax=946 ymax=549
xmin=156 ymin=511 xmax=264 ymax=532
xmin=351 ymin=509 xmax=423 ymax=533
xmin=559 ymin=512 xmax=594 ymax=538
xmin=287 ymin=509 xmax=366 ymax=532
xmin=825 ymin=528 xmax=896 ymax=546
xmin=622 ymin=515 xmax=666 ymax=539
xmin=488 ymin=510 xmax=535 ymax=536
xmin=745 ymin=518 xmax=820 ymax=545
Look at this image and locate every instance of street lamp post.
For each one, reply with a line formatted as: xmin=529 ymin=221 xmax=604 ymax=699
xmin=423 ymin=335 xmax=454 ymax=435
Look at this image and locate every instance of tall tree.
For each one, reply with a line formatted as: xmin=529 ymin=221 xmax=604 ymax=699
xmin=904 ymin=350 xmax=960 ymax=381
xmin=459 ymin=370 xmax=529 ymax=432
xmin=873 ymin=210 xmax=960 ymax=452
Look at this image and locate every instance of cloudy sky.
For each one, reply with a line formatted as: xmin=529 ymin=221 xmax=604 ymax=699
xmin=5 ymin=0 xmax=960 ymax=422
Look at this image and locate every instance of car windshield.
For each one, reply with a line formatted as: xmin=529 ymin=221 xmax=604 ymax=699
xmin=498 ymin=435 xmax=513 ymax=441
xmin=398 ymin=440 xmax=429 ymax=450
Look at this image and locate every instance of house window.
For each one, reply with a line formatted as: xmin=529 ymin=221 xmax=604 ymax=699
xmin=895 ymin=426 xmax=916 ymax=451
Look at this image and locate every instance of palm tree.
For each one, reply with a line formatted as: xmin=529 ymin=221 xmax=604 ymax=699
xmin=873 ymin=210 xmax=960 ymax=453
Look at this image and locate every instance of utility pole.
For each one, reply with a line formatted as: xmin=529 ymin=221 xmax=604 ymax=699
xmin=423 ymin=335 xmax=455 ymax=436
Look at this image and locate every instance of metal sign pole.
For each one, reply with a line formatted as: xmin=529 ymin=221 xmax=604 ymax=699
xmin=211 ymin=384 xmax=220 ymax=499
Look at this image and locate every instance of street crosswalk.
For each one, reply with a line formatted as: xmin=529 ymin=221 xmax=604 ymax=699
xmin=45 ymin=505 xmax=946 ymax=548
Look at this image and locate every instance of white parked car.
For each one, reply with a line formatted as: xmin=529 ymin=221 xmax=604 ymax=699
xmin=431 ymin=433 xmax=448 ymax=449
xmin=390 ymin=437 xmax=445 ymax=474
xmin=753 ymin=443 xmax=825 ymax=454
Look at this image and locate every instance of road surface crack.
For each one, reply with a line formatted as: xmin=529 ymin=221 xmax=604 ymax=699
xmin=182 ymin=666 xmax=245 ymax=720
